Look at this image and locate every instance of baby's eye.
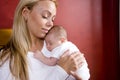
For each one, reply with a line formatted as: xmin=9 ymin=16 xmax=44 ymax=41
xmin=49 ymin=42 xmax=53 ymax=46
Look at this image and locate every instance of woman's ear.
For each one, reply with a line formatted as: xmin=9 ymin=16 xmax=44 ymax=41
xmin=22 ymin=7 xmax=30 ymax=21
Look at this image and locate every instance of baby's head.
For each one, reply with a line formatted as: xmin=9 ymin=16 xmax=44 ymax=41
xmin=45 ymin=25 xmax=67 ymax=51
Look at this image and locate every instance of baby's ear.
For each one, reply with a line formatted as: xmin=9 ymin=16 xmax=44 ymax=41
xmin=60 ymin=38 xmax=66 ymax=43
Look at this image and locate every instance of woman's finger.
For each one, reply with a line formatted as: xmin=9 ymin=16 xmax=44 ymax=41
xmin=60 ymin=50 xmax=70 ymax=58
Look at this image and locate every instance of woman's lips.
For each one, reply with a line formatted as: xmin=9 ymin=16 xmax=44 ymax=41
xmin=42 ymin=28 xmax=49 ymax=33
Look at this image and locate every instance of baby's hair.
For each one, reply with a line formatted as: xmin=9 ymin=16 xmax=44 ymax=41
xmin=48 ymin=25 xmax=67 ymax=39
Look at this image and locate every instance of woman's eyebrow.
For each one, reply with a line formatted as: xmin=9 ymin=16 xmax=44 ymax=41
xmin=43 ymin=10 xmax=51 ymax=16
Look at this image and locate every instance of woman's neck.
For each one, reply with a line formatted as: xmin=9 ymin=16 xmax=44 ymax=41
xmin=30 ymin=38 xmax=44 ymax=52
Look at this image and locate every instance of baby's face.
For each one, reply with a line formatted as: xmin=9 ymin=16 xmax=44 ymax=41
xmin=45 ymin=34 xmax=62 ymax=51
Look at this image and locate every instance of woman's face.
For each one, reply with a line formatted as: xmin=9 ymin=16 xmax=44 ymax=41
xmin=24 ymin=1 xmax=56 ymax=39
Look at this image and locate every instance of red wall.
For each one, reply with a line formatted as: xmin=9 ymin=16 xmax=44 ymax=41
xmin=0 ymin=0 xmax=119 ymax=80
xmin=0 ymin=0 xmax=19 ymax=29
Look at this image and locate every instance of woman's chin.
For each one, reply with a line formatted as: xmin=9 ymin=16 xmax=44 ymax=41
xmin=39 ymin=34 xmax=46 ymax=39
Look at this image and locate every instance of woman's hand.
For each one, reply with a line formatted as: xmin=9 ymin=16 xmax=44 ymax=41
xmin=70 ymin=71 xmax=82 ymax=80
xmin=57 ymin=50 xmax=85 ymax=74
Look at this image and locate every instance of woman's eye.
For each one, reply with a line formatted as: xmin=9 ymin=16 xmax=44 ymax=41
xmin=42 ymin=16 xmax=48 ymax=19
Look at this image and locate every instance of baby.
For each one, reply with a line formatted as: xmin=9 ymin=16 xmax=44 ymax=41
xmin=34 ymin=25 xmax=89 ymax=79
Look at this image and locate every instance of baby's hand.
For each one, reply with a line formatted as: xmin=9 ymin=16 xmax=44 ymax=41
xmin=34 ymin=50 xmax=42 ymax=60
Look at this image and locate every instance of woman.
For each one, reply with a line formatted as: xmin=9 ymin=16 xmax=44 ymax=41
xmin=0 ymin=0 xmax=90 ymax=80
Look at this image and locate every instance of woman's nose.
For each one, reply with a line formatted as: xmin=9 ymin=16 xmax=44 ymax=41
xmin=46 ymin=20 xmax=53 ymax=28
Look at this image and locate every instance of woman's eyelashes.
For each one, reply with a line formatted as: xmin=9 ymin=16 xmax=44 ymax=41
xmin=42 ymin=12 xmax=49 ymax=19
xmin=42 ymin=13 xmax=55 ymax=22
xmin=42 ymin=15 xmax=55 ymax=22
xmin=42 ymin=15 xmax=48 ymax=19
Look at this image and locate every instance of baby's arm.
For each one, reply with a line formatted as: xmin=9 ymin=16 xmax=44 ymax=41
xmin=34 ymin=51 xmax=58 ymax=66
xmin=71 ymin=59 xmax=90 ymax=80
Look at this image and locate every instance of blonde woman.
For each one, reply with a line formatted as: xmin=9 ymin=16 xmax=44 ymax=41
xmin=0 ymin=0 xmax=90 ymax=80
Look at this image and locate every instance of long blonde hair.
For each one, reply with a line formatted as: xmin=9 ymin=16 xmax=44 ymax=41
xmin=0 ymin=0 xmax=57 ymax=80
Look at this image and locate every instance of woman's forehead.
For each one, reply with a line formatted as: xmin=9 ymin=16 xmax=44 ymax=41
xmin=33 ymin=1 xmax=56 ymax=15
